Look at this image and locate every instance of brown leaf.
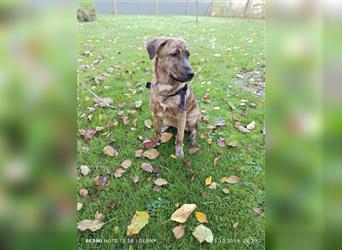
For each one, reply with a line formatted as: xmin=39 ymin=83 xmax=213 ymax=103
xmin=202 ymin=115 xmax=210 ymax=122
xmin=160 ymin=132 xmax=173 ymax=143
xmin=153 ymin=185 xmax=162 ymax=192
xmin=183 ymin=159 xmax=191 ymax=168
xmin=120 ymin=115 xmax=129 ymax=125
xmin=214 ymin=119 xmax=226 ymax=127
xmin=208 ymin=182 xmax=217 ymax=190
xmin=195 ymin=211 xmax=208 ymax=223
xmin=154 ymin=178 xmax=168 ymax=187
xmin=79 ymin=188 xmax=88 ymax=198
xmin=222 ymin=188 xmax=230 ymax=194
xmin=189 ymin=146 xmax=200 ymax=155
xmin=213 ymin=154 xmax=221 ymax=166
xmin=141 ymin=137 xmax=158 ymax=149
xmin=120 ymin=159 xmax=132 ymax=169
xmin=144 ymin=119 xmax=153 ymax=129
xmin=132 ymin=175 xmax=140 ymax=183
xmin=127 ymin=211 xmax=149 ymax=236
xmin=135 ymin=149 xmax=144 ymax=158
xmin=79 ymin=128 xmax=97 ymax=140
xmin=95 ymin=211 xmax=106 ymax=221
xmin=234 ymin=121 xmax=250 ymax=133
xmin=95 ymin=97 xmax=113 ymax=107
xmin=228 ymin=140 xmax=239 ymax=148
xmin=143 ymin=148 xmax=159 ymax=160
xmin=114 ymin=168 xmax=126 ymax=178
xmin=207 ymin=124 xmax=216 ymax=130
xmin=170 ymin=204 xmax=197 ymax=223
xmin=217 ymin=137 xmax=226 ymax=148
xmin=94 ymin=175 xmax=109 ymax=189
xmin=108 ymin=200 xmax=119 ymax=209
xmin=103 ymin=145 xmax=118 ymax=157
xmin=77 ymin=219 xmax=104 ymax=232
xmin=226 ymin=176 xmax=240 ymax=184
xmin=172 ymin=224 xmax=185 ymax=240
xmin=141 ymin=163 xmax=153 ymax=173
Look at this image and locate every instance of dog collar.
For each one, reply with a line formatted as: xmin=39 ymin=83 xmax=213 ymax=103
xmin=146 ymin=82 xmax=188 ymax=111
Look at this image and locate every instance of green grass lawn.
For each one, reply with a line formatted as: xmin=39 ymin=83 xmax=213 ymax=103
xmin=78 ymin=15 xmax=265 ymax=250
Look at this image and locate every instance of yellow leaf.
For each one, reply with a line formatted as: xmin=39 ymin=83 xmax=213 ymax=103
xmin=220 ymin=177 xmax=228 ymax=183
xmin=195 ymin=212 xmax=208 ymax=224
xmin=127 ymin=211 xmax=149 ymax=236
xmin=205 ymin=176 xmax=212 ymax=186
xmin=192 ymin=224 xmax=213 ymax=243
xmin=170 ymin=204 xmax=197 ymax=223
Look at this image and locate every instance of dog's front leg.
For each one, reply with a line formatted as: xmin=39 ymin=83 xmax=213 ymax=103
xmin=153 ymin=111 xmax=162 ymax=141
xmin=175 ymin=111 xmax=186 ymax=158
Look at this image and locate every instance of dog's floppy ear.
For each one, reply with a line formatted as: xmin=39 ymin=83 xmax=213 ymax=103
xmin=146 ymin=37 xmax=168 ymax=60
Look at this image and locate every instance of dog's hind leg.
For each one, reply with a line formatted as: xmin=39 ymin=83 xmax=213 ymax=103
xmin=175 ymin=112 xmax=186 ymax=158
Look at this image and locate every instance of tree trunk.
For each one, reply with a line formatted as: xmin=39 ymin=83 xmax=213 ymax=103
xmin=244 ymin=0 xmax=252 ymax=18
xmin=196 ymin=0 xmax=199 ymax=23
xmin=113 ymin=0 xmax=117 ymax=15
xmin=155 ymin=0 xmax=159 ymax=15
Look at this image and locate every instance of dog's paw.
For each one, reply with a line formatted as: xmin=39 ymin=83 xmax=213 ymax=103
xmin=175 ymin=148 xmax=184 ymax=159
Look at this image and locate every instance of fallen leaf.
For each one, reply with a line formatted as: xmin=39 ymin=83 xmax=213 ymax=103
xmin=77 ymin=202 xmax=83 ymax=211
xmin=120 ymin=115 xmax=129 ymax=125
xmin=95 ymin=97 xmax=113 ymax=107
xmin=207 ymin=124 xmax=216 ymax=130
xmin=141 ymin=137 xmax=158 ymax=149
xmin=94 ymin=175 xmax=109 ymax=189
xmin=160 ymin=132 xmax=173 ymax=143
xmin=200 ymin=192 xmax=207 ymax=198
xmin=222 ymin=188 xmax=230 ymax=194
xmin=77 ymin=219 xmax=104 ymax=232
xmin=154 ymin=178 xmax=168 ymax=186
xmin=134 ymin=100 xmax=142 ymax=108
xmin=135 ymin=149 xmax=144 ymax=158
xmin=189 ymin=146 xmax=200 ymax=155
xmin=80 ymin=165 xmax=90 ymax=176
xmin=208 ymin=182 xmax=217 ymax=190
xmin=228 ymin=140 xmax=239 ymax=148
xmin=108 ymin=200 xmax=119 ymax=209
xmin=226 ymin=176 xmax=240 ymax=184
xmin=183 ymin=159 xmax=191 ymax=168
xmin=253 ymin=208 xmax=262 ymax=216
xmin=233 ymin=221 xmax=239 ymax=228
xmin=246 ymin=121 xmax=256 ymax=130
xmin=214 ymin=119 xmax=226 ymax=127
xmin=95 ymin=211 xmax=106 ymax=221
xmin=120 ymin=159 xmax=132 ymax=169
xmin=213 ymin=154 xmax=221 ymax=166
xmin=103 ymin=145 xmax=118 ymax=157
xmin=217 ymin=137 xmax=226 ymax=148
xmin=132 ymin=175 xmax=140 ymax=183
xmin=202 ymin=115 xmax=209 ymax=122
xmin=234 ymin=122 xmax=250 ymax=133
xmin=220 ymin=177 xmax=228 ymax=183
xmin=141 ymin=163 xmax=153 ymax=173
xmin=195 ymin=212 xmax=208 ymax=224
xmin=114 ymin=168 xmax=126 ymax=178
xmin=79 ymin=188 xmax=88 ymax=198
xmin=205 ymin=176 xmax=213 ymax=186
xmin=153 ymin=185 xmax=162 ymax=192
xmin=192 ymin=224 xmax=213 ymax=243
xmin=127 ymin=211 xmax=149 ymax=236
xmin=144 ymin=119 xmax=153 ymax=129
xmin=170 ymin=204 xmax=197 ymax=223
xmin=143 ymin=148 xmax=159 ymax=160
xmin=79 ymin=128 xmax=96 ymax=140
xmin=228 ymin=102 xmax=236 ymax=110
xmin=207 ymin=138 xmax=212 ymax=144
xmin=172 ymin=224 xmax=185 ymax=240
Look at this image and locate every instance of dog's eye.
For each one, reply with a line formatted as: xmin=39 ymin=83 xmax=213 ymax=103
xmin=170 ymin=52 xmax=178 ymax=57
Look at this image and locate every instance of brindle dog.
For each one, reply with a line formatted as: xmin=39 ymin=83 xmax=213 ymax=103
xmin=146 ymin=37 xmax=201 ymax=158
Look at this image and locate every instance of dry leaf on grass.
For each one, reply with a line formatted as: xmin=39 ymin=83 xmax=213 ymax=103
xmin=127 ymin=211 xmax=149 ymax=236
xmin=135 ymin=149 xmax=144 ymax=158
xmin=246 ymin=121 xmax=256 ymax=130
xmin=103 ymin=145 xmax=118 ymax=157
xmin=80 ymin=165 xmax=90 ymax=176
xmin=160 ymin=132 xmax=173 ymax=143
xmin=154 ymin=178 xmax=168 ymax=186
xmin=233 ymin=221 xmax=239 ymax=228
xmin=213 ymin=154 xmax=221 ymax=166
xmin=222 ymin=188 xmax=230 ymax=194
xmin=214 ymin=119 xmax=226 ymax=127
xmin=253 ymin=208 xmax=262 ymax=216
xmin=108 ymin=200 xmax=119 ymax=209
xmin=234 ymin=122 xmax=250 ymax=133
xmin=79 ymin=128 xmax=97 ymax=140
xmin=134 ymin=100 xmax=142 ymax=108
xmin=189 ymin=146 xmax=200 ymax=155
xmin=170 ymin=204 xmax=197 ymax=223
xmin=192 ymin=224 xmax=213 ymax=243
xmin=208 ymin=182 xmax=217 ymax=190
xmin=114 ymin=168 xmax=126 ymax=178
xmin=217 ymin=137 xmax=226 ymax=148
xmin=132 ymin=175 xmax=140 ymax=184
xmin=120 ymin=159 xmax=132 ymax=169
xmin=95 ymin=97 xmax=113 ymax=107
xmin=226 ymin=176 xmax=240 ymax=184
xmin=141 ymin=163 xmax=153 ymax=173
xmin=77 ymin=202 xmax=83 ymax=211
xmin=94 ymin=175 xmax=109 ymax=190
xmin=77 ymin=219 xmax=104 ymax=232
xmin=172 ymin=224 xmax=185 ymax=240
xmin=95 ymin=211 xmax=106 ymax=221
xmin=143 ymin=148 xmax=159 ymax=160
xmin=205 ymin=176 xmax=212 ymax=186
xmin=144 ymin=119 xmax=153 ymax=128
xmin=79 ymin=188 xmax=88 ymax=198
xmin=195 ymin=212 xmax=208 ymax=224
xmin=141 ymin=137 xmax=158 ymax=149
xmin=207 ymin=124 xmax=216 ymax=130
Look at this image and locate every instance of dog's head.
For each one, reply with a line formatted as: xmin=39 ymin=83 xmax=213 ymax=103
xmin=146 ymin=37 xmax=194 ymax=83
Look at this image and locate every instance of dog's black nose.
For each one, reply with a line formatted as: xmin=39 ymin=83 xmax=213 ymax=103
xmin=187 ymin=72 xmax=195 ymax=78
